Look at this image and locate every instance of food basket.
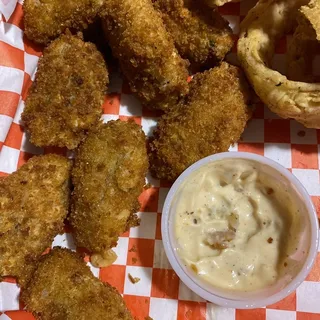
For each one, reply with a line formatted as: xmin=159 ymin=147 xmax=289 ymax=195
xmin=0 ymin=0 xmax=319 ymax=319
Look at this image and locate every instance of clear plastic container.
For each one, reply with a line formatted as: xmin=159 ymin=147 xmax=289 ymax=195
xmin=162 ymin=152 xmax=319 ymax=309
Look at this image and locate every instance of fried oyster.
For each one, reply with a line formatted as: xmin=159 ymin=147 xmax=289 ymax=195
xmin=70 ymin=120 xmax=148 ymax=267
xmin=101 ymin=0 xmax=189 ymax=111
xmin=22 ymin=34 xmax=108 ymax=149
xmin=23 ymin=0 xmax=105 ymax=44
xmin=153 ymin=0 xmax=233 ymax=68
xmin=21 ymin=248 xmax=133 ymax=320
xmin=149 ymin=62 xmax=252 ymax=181
xmin=0 ymin=154 xmax=71 ymax=286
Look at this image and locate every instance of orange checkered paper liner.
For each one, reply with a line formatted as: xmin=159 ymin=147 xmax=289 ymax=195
xmin=0 ymin=1 xmax=320 ymax=319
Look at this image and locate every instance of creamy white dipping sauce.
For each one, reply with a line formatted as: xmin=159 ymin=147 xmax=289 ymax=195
xmin=174 ymin=159 xmax=301 ymax=292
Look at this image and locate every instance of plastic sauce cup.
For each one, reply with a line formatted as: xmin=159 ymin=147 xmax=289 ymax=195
xmin=161 ymin=152 xmax=319 ymax=309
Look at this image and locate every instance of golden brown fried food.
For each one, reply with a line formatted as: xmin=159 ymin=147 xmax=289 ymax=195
xmin=0 ymin=154 xmax=71 ymax=286
xmin=70 ymin=120 xmax=148 ymax=267
xmin=153 ymin=0 xmax=233 ymax=68
xmin=101 ymin=0 xmax=189 ymax=111
xmin=21 ymin=248 xmax=133 ymax=320
xmin=149 ymin=62 xmax=252 ymax=181
xmin=23 ymin=0 xmax=104 ymax=44
xmin=22 ymin=34 xmax=108 ymax=150
xmin=299 ymin=0 xmax=320 ymax=41
xmin=237 ymin=0 xmax=320 ymax=128
xmin=287 ymin=17 xmax=320 ymax=83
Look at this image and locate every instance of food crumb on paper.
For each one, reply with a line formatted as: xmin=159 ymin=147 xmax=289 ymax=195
xmin=186 ymin=310 xmax=192 ymax=318
xmin=128 ymin=273 xmax=140 ymax=284
xmin=297 ymin=130 xmax=306 ymax=137
xmin=129 ymin=245 xmax=137 ymax=252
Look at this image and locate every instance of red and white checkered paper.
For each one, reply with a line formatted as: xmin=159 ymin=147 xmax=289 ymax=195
xmin=0 ymin=0 xmax=320 ymax=319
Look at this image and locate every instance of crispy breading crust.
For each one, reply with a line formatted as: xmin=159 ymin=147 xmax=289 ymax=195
xmin=149 ymin=62 xmax=252 ymax=181
xmin=70 ymin=120 xmax=148 ymax=267
xmin=100 ymin=0 xmax=189 ymax=111
xmin=23 ymin=0 xmax=104 ymax=44
xmin=0 ymin=154 xmax=71 ymax=286
xmin=21 ymin=248 xmax=133 ymax=320
xmin=299 ymin=0 xmax=320 ymax=41
xmin=153 ymin=0 xmax=233 ymax=68
xmin=237 ymin=0 xmax=320 ymax=128
xmin=22 ymin=34 xmax=108 ymax=150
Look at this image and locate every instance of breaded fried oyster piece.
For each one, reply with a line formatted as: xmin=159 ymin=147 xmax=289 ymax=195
xmin=0 ymin=154 xmax=71 ymax=286
xmin=149 ymin=62 xmax=252 ymax=181
xmin=21 ymin=248 xmax=133 ymax=320
xmin=23 ymin=0 xmax=104 ymax=44
xmin=22 ymin=34 xmax=108 ymax=150
xmin=70 ymin=120 xmax=148 ymax=267
xmin=153 ymin=0 xmax=233 ymax=68
xmin=101 ymin=0 xmax=189 ymax=112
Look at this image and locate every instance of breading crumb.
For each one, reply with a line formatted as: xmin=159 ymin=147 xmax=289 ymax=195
xmin=128 ymin=273 xmax=141 ymax=284
xmin=129 ymin=245 xmax=138 ymax=253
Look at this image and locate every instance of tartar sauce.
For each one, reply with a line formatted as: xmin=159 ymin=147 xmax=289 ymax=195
xmin=174 ymin=159 xmax=301 ymax=291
